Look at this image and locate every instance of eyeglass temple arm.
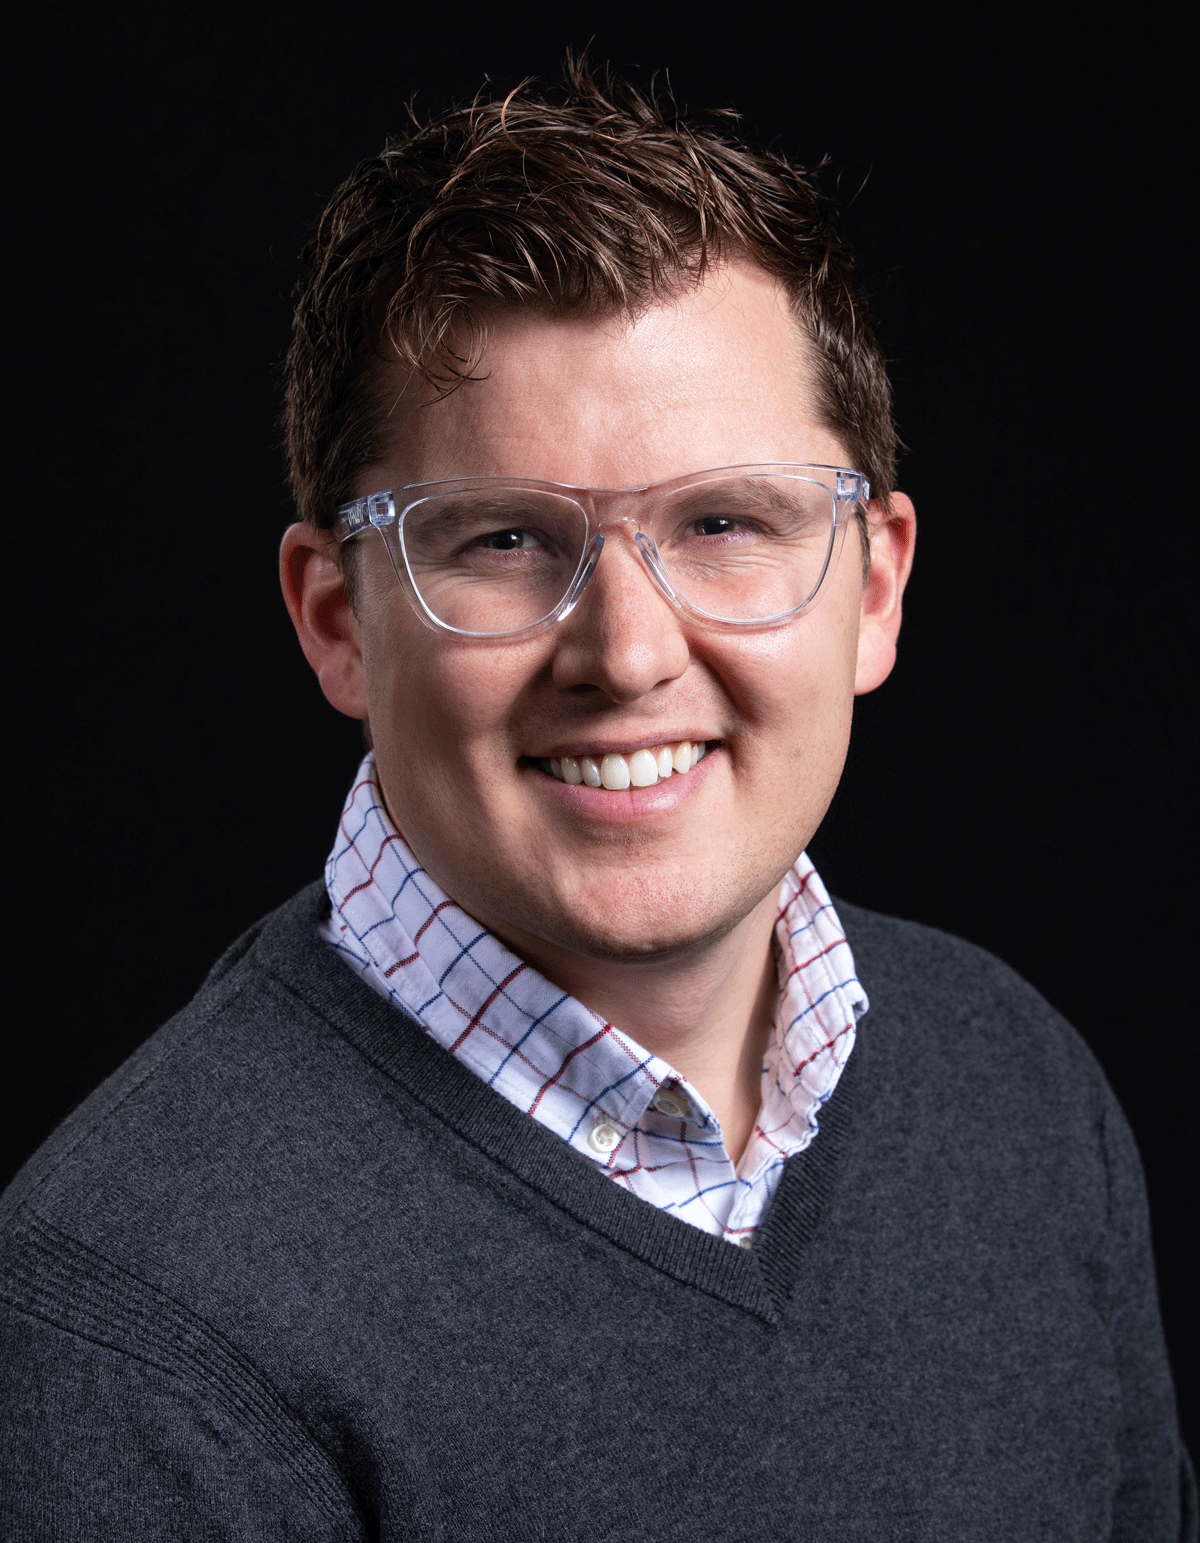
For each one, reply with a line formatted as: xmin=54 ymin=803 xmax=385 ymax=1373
xmin=332 ymin=492 xmax=397 ymax=543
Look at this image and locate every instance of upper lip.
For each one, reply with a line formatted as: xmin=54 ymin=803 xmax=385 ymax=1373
xmin=529 ymin=735 xmax=716 ymax=759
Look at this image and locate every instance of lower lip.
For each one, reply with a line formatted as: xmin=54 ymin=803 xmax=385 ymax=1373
xmin=527 ymin=745 xmax=722 ymax=821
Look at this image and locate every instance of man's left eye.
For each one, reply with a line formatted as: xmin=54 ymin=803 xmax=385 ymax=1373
xmin=692 ymin=516 xmax=739 ymax=537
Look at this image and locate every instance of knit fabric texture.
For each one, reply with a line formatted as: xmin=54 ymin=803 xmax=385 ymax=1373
xmin=1 ymin=883 xmax=1194 ymax=1541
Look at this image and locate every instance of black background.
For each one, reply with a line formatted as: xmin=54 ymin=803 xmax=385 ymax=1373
xmin=9 ymin=2 xmax=1195 ymax=1457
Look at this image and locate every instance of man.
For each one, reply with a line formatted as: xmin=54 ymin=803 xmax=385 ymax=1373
xmin=2 ymin=60 xmax=1192 ymax=1539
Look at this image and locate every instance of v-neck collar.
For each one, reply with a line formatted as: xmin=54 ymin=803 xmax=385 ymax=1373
xmin=259 ymin=883 xmax=860 ymax=1326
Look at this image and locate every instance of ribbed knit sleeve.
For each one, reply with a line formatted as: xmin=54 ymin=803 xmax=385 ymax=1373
xmin=0 ymin=1217 xmax=365 ymax=1541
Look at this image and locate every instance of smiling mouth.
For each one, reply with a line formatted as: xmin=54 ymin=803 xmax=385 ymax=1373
xmin=538 ymin=740 xmax=711 ymax=790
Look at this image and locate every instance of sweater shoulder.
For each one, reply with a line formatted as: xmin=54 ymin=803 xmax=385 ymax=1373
xmin=0 ymin=881 xmax=342 ymax=1228
xmin=832 ymin=897 xmax=1117 ymax=1152
xmin=836 ymin=897 xmax=1085 ymax=1042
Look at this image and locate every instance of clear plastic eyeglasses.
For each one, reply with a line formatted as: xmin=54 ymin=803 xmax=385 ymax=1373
xmin=332 ymin=463 xmax=869 ymax=639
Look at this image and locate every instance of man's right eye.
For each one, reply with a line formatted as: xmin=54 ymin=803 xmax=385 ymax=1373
xmin=478 ymin=528 xmax=536 ymax=550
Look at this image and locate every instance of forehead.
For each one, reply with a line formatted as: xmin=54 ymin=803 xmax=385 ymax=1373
xmin=372 ymin=261 xmax=844 ymax=492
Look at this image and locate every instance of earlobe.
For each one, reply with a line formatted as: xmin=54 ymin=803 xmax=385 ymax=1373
xmin=854 ymin=492 xmax=917 ymax=696
xmin=279 ymin=523 xmax=370 ymax=720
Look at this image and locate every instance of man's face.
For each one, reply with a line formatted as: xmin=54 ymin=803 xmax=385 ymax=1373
xmin=347 ymin=261 xmax=900 ymax=975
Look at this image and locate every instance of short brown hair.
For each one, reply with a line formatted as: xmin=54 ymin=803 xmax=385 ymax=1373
xmin=283 ymin=55 xmax=897 ymax=534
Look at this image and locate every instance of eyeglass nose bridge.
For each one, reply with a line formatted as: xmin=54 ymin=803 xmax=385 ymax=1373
xmin=555 ymin=510 xmax=684 ymax=624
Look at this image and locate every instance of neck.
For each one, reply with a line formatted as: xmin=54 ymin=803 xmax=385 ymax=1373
xmin=490 ymin=890 xmax=780 ymax=1167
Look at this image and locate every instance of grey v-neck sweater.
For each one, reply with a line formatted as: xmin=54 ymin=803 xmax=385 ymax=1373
xmin=1 ymin=883 xmax=1193 ymax=1540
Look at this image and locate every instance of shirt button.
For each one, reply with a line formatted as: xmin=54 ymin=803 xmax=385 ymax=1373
xmin=588 ymin=1121 xmax=623 ymax=1154
xmin=737 ymin=1235 xmax=755 ymax=1249
xmin=651 ymin=1087 xmax=691 ymax=1119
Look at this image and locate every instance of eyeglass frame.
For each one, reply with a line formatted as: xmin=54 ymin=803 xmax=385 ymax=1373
xmin=332 ymin=462 xmax=870 ymax=640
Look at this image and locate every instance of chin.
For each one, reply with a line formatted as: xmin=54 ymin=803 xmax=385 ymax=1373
xmin=514 ymin=875 xmax=769 ymax=967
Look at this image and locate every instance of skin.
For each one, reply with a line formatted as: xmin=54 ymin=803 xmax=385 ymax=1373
xmin=281 ymin=260 xmax=916 ymax=1164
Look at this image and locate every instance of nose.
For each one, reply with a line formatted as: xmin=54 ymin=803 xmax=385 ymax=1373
xmin=550 ymin=524 xmax=690 ymax=701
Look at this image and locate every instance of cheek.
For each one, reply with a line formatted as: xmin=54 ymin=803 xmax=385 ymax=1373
xmin=362 ymin=614 xmax=542 ymax=776
xmin=724 ymin=614 xmax=859 ymax=846
xmin=727 ymin=602 xmax=860 ymax=738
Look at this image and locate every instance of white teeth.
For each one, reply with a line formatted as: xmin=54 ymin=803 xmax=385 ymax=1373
xmin=628 ymin=750 xmax=659 ymax=788
xmin=600 ymin=753 xmax=631 ymax=790
xmin=546 ymin=741 xmax=710 ymax=789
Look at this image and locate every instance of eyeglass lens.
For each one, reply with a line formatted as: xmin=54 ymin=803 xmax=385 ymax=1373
xmin=398 ymin=474 xmax=839 ymax=633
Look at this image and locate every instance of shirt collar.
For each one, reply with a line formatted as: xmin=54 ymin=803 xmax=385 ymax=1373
xmin=324 ymin=753 xmax=867 ymax=1163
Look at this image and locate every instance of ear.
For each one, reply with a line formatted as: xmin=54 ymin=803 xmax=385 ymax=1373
xmin=854 ymin=492 xmax=917 ymax=695
xmin=279 ymin=523 xmax=369 ymax=719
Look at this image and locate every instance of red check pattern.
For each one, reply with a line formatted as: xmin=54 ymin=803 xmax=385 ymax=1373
xmin=320 ymin=754 xmax=867 ymax=1245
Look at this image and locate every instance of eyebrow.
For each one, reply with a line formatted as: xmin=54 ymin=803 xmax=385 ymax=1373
xmin=404 ymin=491 xmax=582 ymax=528
xmin=666 ymin=478 xmax=816 ymax=512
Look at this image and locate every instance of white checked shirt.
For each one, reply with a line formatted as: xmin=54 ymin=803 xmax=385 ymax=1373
xmin=320 ymin=754 xmax=868 ymax=1246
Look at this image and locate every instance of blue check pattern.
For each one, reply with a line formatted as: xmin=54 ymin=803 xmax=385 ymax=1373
xmin=320 ymin=753 xmax=868 ymax=1245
